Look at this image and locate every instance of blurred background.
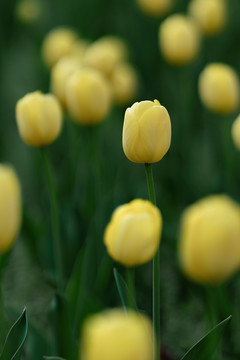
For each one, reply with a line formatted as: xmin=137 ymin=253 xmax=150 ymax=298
xmin=1 ymin=0 xmax=240 ymax=358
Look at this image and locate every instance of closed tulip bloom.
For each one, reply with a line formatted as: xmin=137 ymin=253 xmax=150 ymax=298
xmin=51 ymin=56 xmax=83 ymax=107
xmin=199 ymin=63 xmax=240 ymax=114
xmin=42 ymin=27 xmax=78 ymax=68
xmin=136 ymin=0 xmax=173 ymax=17
xmin=84 ymin=36 xmax=128 ymax=77
xmin=189 ymin=0 xmax=226 ymax=36
xmin=111 ymin=62 xmax=138 ymax=105
xmin=81 ymin=309 xmax=153 ymax=360
xmin=232 ymin=114 xmax=240 ymax=151
xmin=16 ymin=0 xmax=41 ymax=24
xmin=122 ymin=100 xmax=171 ymax=163
xmin=0 ymin=165 xmax=22 ymax=254
xmin=104 ymin=199 xmax=162 ymax=267
xmin=159 ymin=14 xmax=200 ymax=65
xmin=179 ymin=195 xmax=240 ymax=284
xmin=65 ymin=68 xmax=111 ymax=125
xmin=16 ymin=91 xmax=63 ymax=146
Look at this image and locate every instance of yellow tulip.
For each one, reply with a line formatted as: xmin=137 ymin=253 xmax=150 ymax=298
xmin=0 ymin=165 xmax=22 ymax=253
xmin=199 ymin=63 xmax=240 ymax=114
xmin=84 ymin=36 xmax=128 ymax=77
xmin=136 ymin=0 xmax=173 ymax=17
xmin=122 ymin=100 xmax=171 ymax=164
xmin=42 ymin=27 xmax=78 ymax=68
xmin=65 ymin=68 xmax=111 ymax=125
xmin=232 ymin=114 xmax=240 ymax=151
xmin=159 ymin=14 xmax=200 ymax=65
xmin=188 ymin=0 xmax=227 ymax=36
xmin=110 ymin=62 xmax=138 ymax=105
xmin=51 ymin=56 xmax=83 ymax=107
xmin=16 ymin=0 xmax=41 ymax=24
xmin=104 ymin=199 xmax=162 ymax=267
xmin=179 ymin=195 xmax=240 ymax=284
xmin=81 ymin=309 xmax=153 ymax=360
xmin=16 ymin=91 xmax=63 ymax=146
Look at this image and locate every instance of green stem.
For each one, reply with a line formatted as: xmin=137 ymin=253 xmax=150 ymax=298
xmin=126 ymin=268 xmax=135 ymax=309
xmin=145 ymin=163 xmax=160 ymax=360
xmin=0 ymin=258 xmax=6 ymax=348
xmin=41 ymin=148 xmax=64 ymax=291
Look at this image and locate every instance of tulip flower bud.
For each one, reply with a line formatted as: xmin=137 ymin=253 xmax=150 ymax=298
xmin=84 ymin=36 xmax=128 ymax=77
xmin=104 ymin=199 xmax=162 ymax=267
xmin=16 ymin=91 xmax=63 ymax=146
xmin=199 ymin=63 xmax=240 ymax=114
xmin=136 ymin=0 xmax=173 ymax=17
xmin=81 ymin=309 xmax=153 ymax=360
xmin=188 ymin=0 xmax=226 ymax=36
xmin=65 ymin=68 xmax=111 ymax=125
xmin=16 ymin=0 xmax=41 ymax=24
xmin=0 ymin=165 xmax=22 ymax=254
xmin=122 ymin=100 xmax=171 ymax=164
xmin=231 ymin=114 xmax=240 ymax=151
xmin=51 ymin=56 xmax=83 ymax=107
xmin=159 ymin=14 xmax=200 ymax=66
xmin=110 ymin=62 xmax=138 ymax=105
xmin=42 ymin=27 xmax=78 ymax=68
xmin=179 ymin=195 xmax=240 ymax=284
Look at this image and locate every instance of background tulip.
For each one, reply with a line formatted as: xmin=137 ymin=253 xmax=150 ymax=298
xmin=159 ymin=14 xmax=200 ymax=65
xmin=188 ymin=0 xmax=227 ymax=36
xmin=16 ymin=91 xmax=63 ymax=146
xmin=81 ymin=309 xmax=153 ymax=360
xmin=104 ymin=199 xmax=162 ymax=266
xmin=179 ymin=195 xmax=240 ymax=284
xmin=0 ymin=165 xmax=22 ymax=254
xmin=199 ymin=63 xmax=240 ymax=114
xmin=65 ymin=68 xmax=111 ymax=125
xmin=136 ymin=0 xmax=173 ymax=17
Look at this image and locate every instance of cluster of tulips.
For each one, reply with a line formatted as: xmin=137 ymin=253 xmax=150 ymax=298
xmin=1 ymin=0 xmax=240 ymax=359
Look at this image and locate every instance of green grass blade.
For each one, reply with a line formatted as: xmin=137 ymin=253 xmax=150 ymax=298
xmin=180 ymin=315 xmax=232 ymax=360
xmin=0 ymin=308 xmax=28 ymax=360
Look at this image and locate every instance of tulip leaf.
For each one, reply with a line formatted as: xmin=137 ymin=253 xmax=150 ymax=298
xmin=49 ymin=293 xmax=78 ymax=360
xmin=180 ymin=315 xmax=232 ymax=360
xmin=0 ymin=308 xmax=28 ymax=360
xmin=113 ymin=268 xmax=137 ymax=311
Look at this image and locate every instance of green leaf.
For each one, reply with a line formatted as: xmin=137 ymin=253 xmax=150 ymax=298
xmin=113 ymin=268 xmax=137 ymax=311
xmin=49 ymin=293 xmax=78 ymax=360
xmin=180 ymin=315 xmax=232 ymax=360
xmin=0 ymin=308 xmax=28 ymax=360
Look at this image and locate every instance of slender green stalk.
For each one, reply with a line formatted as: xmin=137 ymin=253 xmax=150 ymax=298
xmin=41 ymin=148 xmax=64 ymax=291
xmin=145 ymin=163 xmax=160 ymax=360
xmin=0 ymin=258 xmax=6 ymax=348
xmin=126 ymin=268 xmax=135 ymax=309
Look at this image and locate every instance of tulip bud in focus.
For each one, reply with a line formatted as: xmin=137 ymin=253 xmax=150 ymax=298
xmin=232 ymin=114 xmax=240 ymax=151
xmin=159 ymin=14 xmax=200 ymax=65
xmin=188 ymin=0 xmax=226 ymax=36
xmin=110 ymin=62 xmax=138 ymax=105
xmin=51 ymin=56 xmax=83 ymax=107
xmin=65 ymin=68 xmax=111 ymax=125
xmin=122 ymin=100 xmax=171 ymax=163
xmin=84 ymin=36 xmax=128 ymax=77
xmin=179 ymin=195 xmax=240 ymax=284
xmin=0 ymin=165 xmax=22 ymax=254
xmin=199 ymin=63 xmax=240 ymax=114
xmin=16 ymin=91 xmax=63 ymax=146
xmin=81 ymin=309 xmax=153 ymax=360
xmin=16 ymin=0 xmax=41 ymax=24
xmin=42 ymin=27 xmax=78 ymax=68
xmin=104 ymin=199 xmax=162 ymax=267
xmin=136 ymin=0 xmax=173 ymax=17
